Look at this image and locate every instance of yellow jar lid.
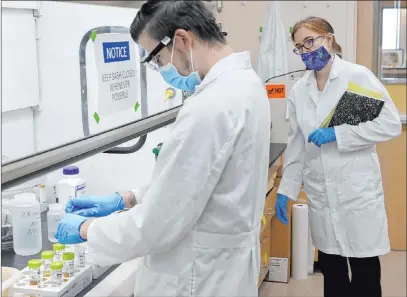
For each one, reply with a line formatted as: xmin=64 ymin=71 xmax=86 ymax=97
xmin=41 ymin=250 xmax=55 ymax=260
xmin=53 ymin=243 xmax=65 ymax=251
xmin=50 ymin=261 xmax=63 ymax=271
xmin=62 ymin=252 xmax=75 ymax=261
xmin=28 ymin=259 xmax=42 ymax=269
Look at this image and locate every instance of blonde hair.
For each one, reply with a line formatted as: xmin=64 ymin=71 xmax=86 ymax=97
xmin=291 ymin=16 xmax=342 ymax=58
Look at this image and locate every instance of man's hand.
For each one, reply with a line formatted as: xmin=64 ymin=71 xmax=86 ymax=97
xmin=65 ymin=192 xmax=134 ymax=217
xmin=55 ymin=213 xmax=89 ymax=244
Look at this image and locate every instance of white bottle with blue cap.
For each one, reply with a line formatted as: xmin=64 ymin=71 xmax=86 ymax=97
xmin=55 ymin=166 xmax=86 ymax=208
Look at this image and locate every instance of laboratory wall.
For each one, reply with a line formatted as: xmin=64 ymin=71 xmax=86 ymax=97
xmin=357 ymin=0 xmax=406 ymax=113
xmin=216 ymin=1 xmax=357 ymax=74
xmin=356 ymin=0 xmax=406 ymax=250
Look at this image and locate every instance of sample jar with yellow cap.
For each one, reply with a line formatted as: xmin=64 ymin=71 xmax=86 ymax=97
xmin=62 ymin=252 xmax=75 ymax=277
xmin=50 ymin=261 xmax=64 ymax=285
xmin=27 ymin=259 xmax=42 ymax=286
xmin=53 ymin=243 xmax=65 ymax=261
xmin=41 ymin=251 xmax=54 ymax=277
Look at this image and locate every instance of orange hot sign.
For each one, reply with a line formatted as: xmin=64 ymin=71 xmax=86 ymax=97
xmin=266 ymin=84 xmax=286 ymax=99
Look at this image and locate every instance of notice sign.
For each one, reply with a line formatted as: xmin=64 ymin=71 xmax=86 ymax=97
xmin=266 ymin=84 xmax=286 ymax=99
xmin=94 ymin=34 xmax=139 ymax=116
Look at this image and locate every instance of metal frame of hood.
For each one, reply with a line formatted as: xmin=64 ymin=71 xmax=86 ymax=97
xmin=1 ymin=106 xmax=181 ymax=190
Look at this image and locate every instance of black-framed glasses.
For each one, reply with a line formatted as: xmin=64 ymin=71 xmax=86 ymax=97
xmin=141 ymin=36 xmax=171 ymax=71
xmin=293 ymin=35 xmax=326 ymax=55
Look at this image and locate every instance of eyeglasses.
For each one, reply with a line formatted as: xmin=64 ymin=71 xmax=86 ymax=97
xmin=141 ymin=36 xmax=172 ymax=71
xmin=293 ymin=35 xmax=325 ymax=55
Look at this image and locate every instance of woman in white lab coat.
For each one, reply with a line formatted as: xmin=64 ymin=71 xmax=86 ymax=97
xmin=275 ymin=17 xmax=401 ymax=297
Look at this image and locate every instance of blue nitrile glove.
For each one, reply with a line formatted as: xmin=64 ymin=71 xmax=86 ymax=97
xmin=55 ymin=213 xmax=87 ymax=244
xmin=65 ymin=193 xmax=124 ymax=217
xmin=276 ymin=194 xmax=289 ymax=225
xmin=308 ymin=127 xmax=336 ymax=148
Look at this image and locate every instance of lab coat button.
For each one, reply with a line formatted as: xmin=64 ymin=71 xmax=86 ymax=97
xmin=331 ymin=209 xmax=336 ymax=215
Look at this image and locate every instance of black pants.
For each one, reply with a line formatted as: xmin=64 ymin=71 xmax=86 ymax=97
xmin=318 ymin=250 xmax=382 ymax=297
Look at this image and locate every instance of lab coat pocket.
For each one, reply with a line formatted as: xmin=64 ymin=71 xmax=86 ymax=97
xmin=347 ymin=204 xmax=389 ymax=256
xmin=308 ymin=209 xmax=326 ymax=249
xmin=134 ymin=264 xmax=179 ymax=297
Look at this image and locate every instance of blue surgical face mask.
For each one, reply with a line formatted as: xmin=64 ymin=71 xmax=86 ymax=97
xmin=300 ymin=44 xmax=332 ymax=71
xmin=159 ymin=38 xmax=201 ymax=92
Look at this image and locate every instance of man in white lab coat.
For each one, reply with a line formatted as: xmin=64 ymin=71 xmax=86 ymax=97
xmin=56 ymin=1 xmax=271 ymax=296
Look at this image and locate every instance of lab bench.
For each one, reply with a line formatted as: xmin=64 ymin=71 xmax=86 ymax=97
xmin=1 ymin=213 xmax=118 ymax=297
xmin=2 ymin=142 xmax=287 ymax=295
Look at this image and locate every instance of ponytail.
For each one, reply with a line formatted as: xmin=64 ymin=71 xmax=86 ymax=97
xmin=332 ymin=36 xmax=343 ymax=58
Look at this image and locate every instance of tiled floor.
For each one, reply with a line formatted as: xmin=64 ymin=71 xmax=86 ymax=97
xmin=259 ymin=251 xmax=406 ymax=297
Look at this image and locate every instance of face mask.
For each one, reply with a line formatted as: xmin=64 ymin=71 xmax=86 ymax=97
xmin=300 ymin=45 xmax=332 ymax=71
xmin=159 ymin=38 xmax=201 ymax=92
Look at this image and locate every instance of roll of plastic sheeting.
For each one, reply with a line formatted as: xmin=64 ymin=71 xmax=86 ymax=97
xmin=291 ymin=204 xmax=309 ymax=280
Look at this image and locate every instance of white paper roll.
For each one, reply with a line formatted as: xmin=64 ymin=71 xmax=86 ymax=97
xmin=308 ymin=223 xmax=315 ymax=275
xmin=291 ymin=204 xmax=309 ymax=280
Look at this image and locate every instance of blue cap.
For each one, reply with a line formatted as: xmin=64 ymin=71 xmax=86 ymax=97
xmin=63 ymin=166 xmax=79 ymax=175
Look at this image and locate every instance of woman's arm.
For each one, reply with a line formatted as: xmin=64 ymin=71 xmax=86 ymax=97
xmin=335 ymin=67 xmax=402 ymax=152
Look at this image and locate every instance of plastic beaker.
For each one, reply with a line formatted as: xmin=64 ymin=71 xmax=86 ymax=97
xmin=11 ymin=193 xmax=42 ymax=256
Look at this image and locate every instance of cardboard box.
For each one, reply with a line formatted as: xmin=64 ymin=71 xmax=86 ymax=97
xmin=267 ymin=184 xmax=308 ymax=282
xmin=258 ymin=220 xmax=272 ymax=287
xmin=12 ymin=265 xmax=92 ymax=297
xmin=268 ymin=195 xmax=293 ymax=283
xmin=268 ymin=257 xmax=289 ymax=283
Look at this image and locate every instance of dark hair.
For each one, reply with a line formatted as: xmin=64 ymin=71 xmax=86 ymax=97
xmin=130 ymin=0 xmax=226 ymax=45
xmin=291 ymin=16 xmax=343 ymax=58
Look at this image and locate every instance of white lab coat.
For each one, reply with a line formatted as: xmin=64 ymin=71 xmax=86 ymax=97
xmin=256 ymin=1 xmax=288 ymax=82
xmin=278 ymin=56 xmax=402 ymax=258
xmin=87 ymin=52 xmax=271 ymax=296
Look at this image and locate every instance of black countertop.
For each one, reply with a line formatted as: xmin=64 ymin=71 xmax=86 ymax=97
xmin=2 ymin=142 xmax=286 ymax=295
xmin=269 ymin=143 xmax=286 ymax=167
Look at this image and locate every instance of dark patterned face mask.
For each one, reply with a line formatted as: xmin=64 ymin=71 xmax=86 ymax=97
xmin=300 ymin=45 xmax=332 ymax=71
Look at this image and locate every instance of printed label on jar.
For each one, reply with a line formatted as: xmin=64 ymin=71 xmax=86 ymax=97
xmin=78 ymin=254 xmax=86 ymax=267
xmin=30 ymin=269 xmax=41 ymax=284
xmin=42 ymin=260 xmax=50 ymax=272
xmin=52 ymin=271 xmax=63 ymax=284
xmin=64 ymin=261 xmax=75 ymax=277
xmin=75 ymin=183 xmax=86 ymax=197
xmin=54 ymin=251 xmax=62 ymax=261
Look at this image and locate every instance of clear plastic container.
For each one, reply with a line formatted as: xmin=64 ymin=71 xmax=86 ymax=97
xmin=41 ymin=250 xmax=55 ymax=277
xmin=1 ymin=199 xmax=13 ymax=251
xmin=75 ymin=243 xmax=86 ymax=268
xmin=62 ymin=252 xmax=75 ymax=277
xmin=27 ymin=259 xmax=42 ymax=286
xmin=50 ymin=261 xmax=64 ymax=285
xmin=47 ymin=204 xmax=64 ymax=242
xmin=56 ymin=166 xmax=86 ymax=208
xmin=53 ymin=243 xmax=65 ymax=261
xmin=11 ymin=193 xmax=42 ymax=256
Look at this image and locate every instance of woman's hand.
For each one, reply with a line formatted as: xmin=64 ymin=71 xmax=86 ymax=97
xmin=308 ymin=127 xmax=336 ymax=147
xmin=275 ymin=193 xmax=289 ymax=225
